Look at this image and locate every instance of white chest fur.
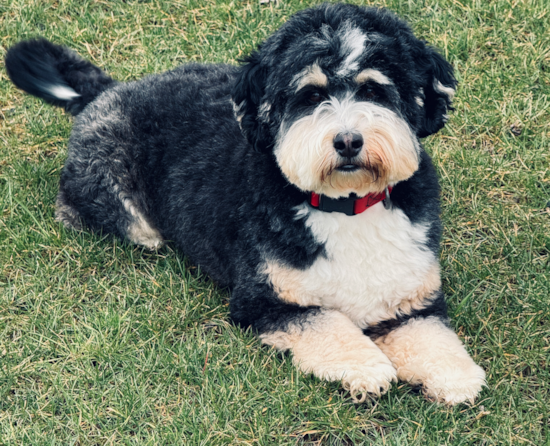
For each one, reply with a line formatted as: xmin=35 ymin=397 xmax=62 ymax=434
xmin=264 ymin=202 xmax=441 ymax=329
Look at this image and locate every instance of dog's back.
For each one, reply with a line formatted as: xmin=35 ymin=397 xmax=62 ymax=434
xmin=6 ymin=40 xmax=252 ymax=274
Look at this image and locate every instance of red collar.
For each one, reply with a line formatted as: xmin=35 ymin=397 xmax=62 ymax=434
xmin=309 ymin=186 xmax=392 ymax=216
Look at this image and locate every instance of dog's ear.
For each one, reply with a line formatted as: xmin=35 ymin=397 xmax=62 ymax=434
xmin=231 ymin=52 xmax=272 ymax=152
xmin=416 ymin=46 xmax=457 ymax=138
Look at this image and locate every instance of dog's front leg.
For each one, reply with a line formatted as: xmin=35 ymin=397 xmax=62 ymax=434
xmin=374 ymin=316 xmax=486 ymax=405
xmin=259 ymin=309 xmax=397 ymax=402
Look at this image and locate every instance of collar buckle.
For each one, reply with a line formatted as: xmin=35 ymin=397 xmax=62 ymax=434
xmin=317 ymin=193 xmax=357 ymax=216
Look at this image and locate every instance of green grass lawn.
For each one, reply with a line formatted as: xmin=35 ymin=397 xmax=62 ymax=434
xmin=1 ymin=0 xmax=549 ymax=444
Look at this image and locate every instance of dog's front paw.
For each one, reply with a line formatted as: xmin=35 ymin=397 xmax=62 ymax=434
xmin=375 ymin=317 xmax=486 ymax=405
xmin=340 ymin=360 xmax=397 ymax=403
xmin=421 ymin=361 xmax=486 ymax=405
xmin=296 ymin=350 xmax=398 ymax=403
xmin=262 ymin=310 xmax=398 ymax=403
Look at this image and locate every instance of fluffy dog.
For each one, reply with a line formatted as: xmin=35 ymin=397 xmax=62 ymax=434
xmin=5 ymin=3 xmax=485 ymax=405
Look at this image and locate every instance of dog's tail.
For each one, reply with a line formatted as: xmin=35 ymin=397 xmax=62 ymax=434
xmin=5 ymin=38 xmax=116 ymax=116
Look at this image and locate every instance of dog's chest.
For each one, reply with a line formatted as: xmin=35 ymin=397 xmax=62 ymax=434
xmin=266 ymin=203 xmax=439 ymax=328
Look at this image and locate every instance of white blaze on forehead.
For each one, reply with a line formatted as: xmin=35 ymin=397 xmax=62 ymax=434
xmin=433 ymin=80 xmax=455 ymax=100
xmin=336 ymin=22 xmax=367 ymax=76
xmin=355 ymin=69 xmax=392 ymax=86
xmin=48 ymin=85 xmax=80 ymax=100
xmin=293 ymin=63 xmax=328 ymax=92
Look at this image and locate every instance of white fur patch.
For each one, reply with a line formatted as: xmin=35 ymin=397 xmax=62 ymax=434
xmin=355 ymin=69 xmax=392 ymax=86
xmin=115 ymin=185 xmax=163 ymax=249
xmin=47 ymin=85 xmax=80 ymax=100
xmin=265 ymin=203 xmax=438 ymax=329
xmin=433 ymin=80 xmax=455 ymax=100
xmin=258 ymin=101 xmax=271 ymax=121
xmin=415 ymin=96 xmax=424 ymax=107
xmin=231 ymin=99 xmax=245 ymax=123
xmin=337 ymin=23 xmax=367 ymax=76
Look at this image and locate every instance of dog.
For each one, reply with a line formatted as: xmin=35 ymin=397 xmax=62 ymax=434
xmin=5 ymin=3 xmax=485 ymax=405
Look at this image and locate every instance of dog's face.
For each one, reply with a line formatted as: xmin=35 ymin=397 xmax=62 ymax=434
xmin=232 ymin=4 xmax=456 ymax=198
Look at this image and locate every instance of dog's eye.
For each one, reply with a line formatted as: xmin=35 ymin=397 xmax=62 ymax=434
xmin=308 ymin=91 xmax=324 ymax=104
xmin=361 ymin=87 xmax=377 ymax=100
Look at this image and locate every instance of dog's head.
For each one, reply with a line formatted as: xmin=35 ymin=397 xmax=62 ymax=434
xmin=232 ymin=4 xmax=456 ymax=198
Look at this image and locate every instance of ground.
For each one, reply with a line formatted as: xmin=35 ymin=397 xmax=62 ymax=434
xmin=0 ymin=0 xmax=549 ymax=444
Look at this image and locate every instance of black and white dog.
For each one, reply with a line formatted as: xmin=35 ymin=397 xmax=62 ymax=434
xmin=6 ymin=3 xmax=485 ymax=405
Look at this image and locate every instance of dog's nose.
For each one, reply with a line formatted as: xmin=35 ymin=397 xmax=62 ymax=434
xmin=333 ymin=132 xmax=363 ymax=158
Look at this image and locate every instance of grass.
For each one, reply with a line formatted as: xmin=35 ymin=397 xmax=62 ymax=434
xmin=0 ymin=0 xmax=549 ymax=444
